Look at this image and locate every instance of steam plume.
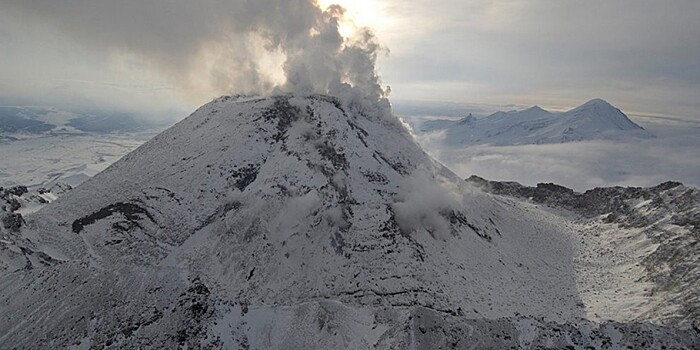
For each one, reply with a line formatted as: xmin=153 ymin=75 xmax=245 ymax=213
xmin=4 ymin=0 xmax=391 ymax=115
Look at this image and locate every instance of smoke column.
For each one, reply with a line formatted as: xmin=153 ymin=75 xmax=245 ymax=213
xmin=4 ymin=0 xmax=391 ymax=115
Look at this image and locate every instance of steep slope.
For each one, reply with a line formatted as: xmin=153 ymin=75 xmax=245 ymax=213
xmin=0 ymin=95 xmax=695 ymax=349
xmin=419 ymin=99 xmax=653 ymax=146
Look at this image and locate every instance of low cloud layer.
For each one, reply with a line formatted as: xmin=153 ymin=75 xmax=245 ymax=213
xmin=1 ymin=0 xmax=389 ymax=117
xmin=412 ymin=120 xmax=700 ymax=191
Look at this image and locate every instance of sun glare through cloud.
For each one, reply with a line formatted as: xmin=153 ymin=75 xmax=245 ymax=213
xmin=317 ymin=0 xmax=393 ymax=38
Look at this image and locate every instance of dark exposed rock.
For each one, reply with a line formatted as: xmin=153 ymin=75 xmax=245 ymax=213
xmin=1 ymin=212 xmax=24 ymax=231
xmin=1 ymin=183 xmax=71 ymax=217
xmin=3 ymin=197 xmax=21 ymax=212
xmin=316 ymin=141 xmax=349 ymax=170
xmin=446 ymin=210 xmax=492 ymax=241
xmin=229 ymin=164 xmax=260 ymax=191
xmin=72 ymin=202 xmax=156 ymax=234
xmin=174 ymin=278 xmax=215 ymax=346
xmin=49 ymin=182 xmax=73 ymax=195
xmin=362 ymin=171 xmax=388 ymax=184
xmin=1 ymin=186 xmax=27 ymax=213
xmin=3 ymin=185 xmax=28 ymax=197
xmin=262 ymin=95 xmax=302 ymax=142
xmin=466 ymin=175 xmax=695 ymax=227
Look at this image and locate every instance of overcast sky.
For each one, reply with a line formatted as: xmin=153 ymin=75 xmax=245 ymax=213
xmin=1 ymin=0 xmax=698 ymax=120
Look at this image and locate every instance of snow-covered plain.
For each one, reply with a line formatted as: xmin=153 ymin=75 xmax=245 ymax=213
xmin=0 ymin=132 xmax=158 ymax=189
xmin=0 ymin=105 xmax=168 ymax=189
xmin=0 ymin=94 xmax=697 ymax=348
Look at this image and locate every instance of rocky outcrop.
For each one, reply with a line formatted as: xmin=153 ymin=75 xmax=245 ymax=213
xmin=0 ymin=212 xmax=24 ymax=231
xmin=1 ymin=186 xmax=28 ymax=231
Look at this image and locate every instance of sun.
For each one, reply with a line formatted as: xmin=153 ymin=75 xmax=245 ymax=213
xmin=316 ymin=0 xmax=391 ymax=38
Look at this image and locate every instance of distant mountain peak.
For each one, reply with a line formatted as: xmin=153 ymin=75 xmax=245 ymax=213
xmin=572 ymin=98 xmax=619 ymax=112
xmin=525 ymin=105 xmax=546 ymax=113
xmin=566 ymin=99 xmax=647 ymax=132
xmin=581 ymin=98 xmax=612 ymax=107
xmin=418 ymin=98 xmax=652 ymax=146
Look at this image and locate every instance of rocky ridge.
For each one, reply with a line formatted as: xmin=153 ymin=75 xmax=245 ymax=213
xmin=468 ymin=175 xmax=700 ymax=330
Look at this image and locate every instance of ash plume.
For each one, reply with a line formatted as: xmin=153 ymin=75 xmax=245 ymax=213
xmin=4 ymin=0 xmax=391 ymax=115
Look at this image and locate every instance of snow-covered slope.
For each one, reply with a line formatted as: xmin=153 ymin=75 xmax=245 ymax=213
xmin=0 ymin=95 xmax=695 ymax=348
xmin=420 ymin=99 xmax=653 ymax=146
xmin=467 ymin=176 xmax=700 ymax=329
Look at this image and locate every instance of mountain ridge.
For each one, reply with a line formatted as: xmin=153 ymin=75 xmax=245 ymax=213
xmin=419 ymin=98 xmax=653 ymax=146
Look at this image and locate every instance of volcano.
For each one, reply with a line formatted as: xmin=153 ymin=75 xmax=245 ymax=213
xmin=0 ymin=95 xmax=696 ymax=349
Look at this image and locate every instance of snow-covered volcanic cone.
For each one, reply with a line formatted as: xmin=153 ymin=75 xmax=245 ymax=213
xmin=0 ymin=95 xmax=695 ymax=349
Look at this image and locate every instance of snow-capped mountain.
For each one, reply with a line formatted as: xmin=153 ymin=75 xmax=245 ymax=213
xmin=419 ymin=99 xmax=653 ymax=146
xmin=0 ymin=95 xmax=696 ymax=348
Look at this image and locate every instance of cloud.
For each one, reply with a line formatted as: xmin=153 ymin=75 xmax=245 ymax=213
xmin=1 ymin=0 xmax=390 ymax=117
xmin=2 ymin=1 xmax=699 ymax=121
xmin=272 ymin=190 xmax=322 ymax=233
xmin=411 ymin=119 xmax=700 ymax=191
xmin=392 ymin=171 xmax=460 ymax=239
xmin=380 ymin=0 xmax=700 ymax=120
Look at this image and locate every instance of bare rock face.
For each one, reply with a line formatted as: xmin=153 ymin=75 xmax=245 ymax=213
xmin=1 ymin=186 xmax=25 ymax=213
xmin=0 ymin=212 xmax=24 ymax=231
xmin=2 ymin=185 xmax=28 ymax=197
xmin=1 ymin=186 xmax=27 ymax=231
xmin=0 ymin=96 xmax=696 ymax=349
